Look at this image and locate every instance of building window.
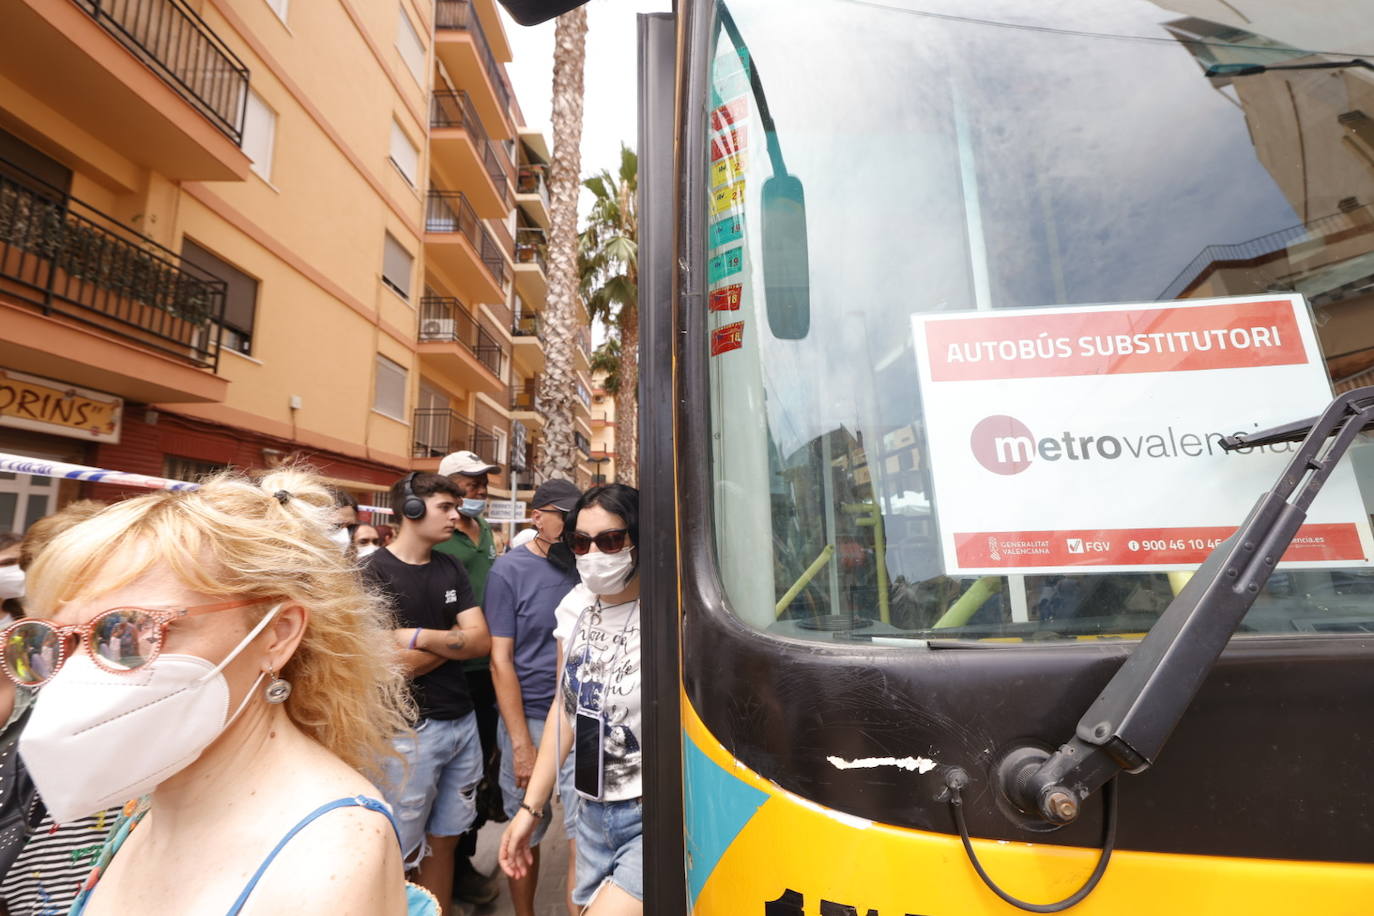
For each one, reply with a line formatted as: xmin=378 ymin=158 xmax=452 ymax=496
xmin=242 ymin=89 xmax=276 ymax=182
xmin=382 ymin=232 xmax=413 ymax=299
xmin=180 ymin=239 xmax=260 ymax=354
xmin=164 ymin=456 xmax=230 ymax=482
xmin=373 ymin=354 xmax=408 ymax=420
xmin=396 ymin=8 xmax=427 ymax=86
xmin=493 ymin=427 xmax=508 ymax=465
xmin=264 ymin=0 xmax=288 ymax=22
xmin=389 ymin=119 xmax=419 ymax=186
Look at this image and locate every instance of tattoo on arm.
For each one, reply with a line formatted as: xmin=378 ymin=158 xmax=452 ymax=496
xmin=446 ymin=629 xmax=467 ymax=652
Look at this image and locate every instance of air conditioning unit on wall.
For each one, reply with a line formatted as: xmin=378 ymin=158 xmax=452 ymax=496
xmin=421 ymin=318 xmax=455 ymax=339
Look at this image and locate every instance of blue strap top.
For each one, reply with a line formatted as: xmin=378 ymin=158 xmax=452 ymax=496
xmin=68 ymin=796 xmax=437 ymax=916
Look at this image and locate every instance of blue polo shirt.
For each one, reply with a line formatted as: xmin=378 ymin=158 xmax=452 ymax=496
xmin=483 ymin=544 xmax=579 ymax=719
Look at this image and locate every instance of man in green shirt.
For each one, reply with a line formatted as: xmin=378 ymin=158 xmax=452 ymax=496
xmin=433 ymin=449 xmax=503 ymax=905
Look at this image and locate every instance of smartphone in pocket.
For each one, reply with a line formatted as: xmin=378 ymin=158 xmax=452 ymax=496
xmin=574 ymin=708 xmax=605 ymax=799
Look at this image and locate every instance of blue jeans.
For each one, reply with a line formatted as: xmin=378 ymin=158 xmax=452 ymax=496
xmin=497 ymin=714 xmax=581 ymax=845
xmin=381 ymin=713 xmax=484 ymax=867
xmin=573 ymin=797 xmax=643 ymax=905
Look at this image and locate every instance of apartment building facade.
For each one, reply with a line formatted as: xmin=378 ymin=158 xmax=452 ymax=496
xmin=0 ymin=0 xmax=577 ymax=527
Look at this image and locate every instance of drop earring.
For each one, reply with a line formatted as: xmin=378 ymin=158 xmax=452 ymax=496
xmin=264 ymin=669 xmax=292 ymax=704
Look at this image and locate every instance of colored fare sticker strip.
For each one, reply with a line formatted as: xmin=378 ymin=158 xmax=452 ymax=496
xmin=711 ymin=98 xmax=748 ymax=131
xmin=709 ymin=285 xmax=742 ymax=312
xmin=711 ymin=180 xmax=746 ymax=216
xmin=710 ymin=214 xmax=743 ymax=248
xmin=710 ymin=152 xmax=747 ymax=190
xmin=708 ymin=247 xmax=744 ymax=284
xmin=710 ymin=126 xmax=748 ymax=162
xmin=711 ymin=321 xmax=745 ymax=356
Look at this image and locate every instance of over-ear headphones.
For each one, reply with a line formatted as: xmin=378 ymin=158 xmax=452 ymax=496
xmin=400 ymin=472 xmax=426 ymax=520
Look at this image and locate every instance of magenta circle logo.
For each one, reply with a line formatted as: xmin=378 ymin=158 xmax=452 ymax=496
xmin=970 ymin=415 xmax=1035 ymax=475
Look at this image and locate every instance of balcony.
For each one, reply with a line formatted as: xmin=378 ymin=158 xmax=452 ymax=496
xmin=0 ymin=162 xmax=229 ymax=403
xmin=573 ymin=325 xmax=592 ymax=371
xmin=513 ymin=226 xmax=547 ymax=305
xmin=0 ymin=0 xmax=251 ymax=181
xmin=413 ymin=407 xmax=497 ymax=460
xmin=425 ymin=190 xmax=507 ymax=304
xmin=574 ymin=431 xmax=591 ymax=458
xmin=416 ymin=296 xmax=506 ymax=399
xmin=434 ymin=0 xmax=514 ymax=141
xmin=516 ymin=166 xmax=550 ymax=228
xmin=509 ymin=312 xmax=544 ymax=373
xmin=430 ymin=90 xmax=511 ymax=217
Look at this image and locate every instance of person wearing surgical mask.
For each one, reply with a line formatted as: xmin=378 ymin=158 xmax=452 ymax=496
xmin=500 ymin=484 xmax=643 ymax=916
xmin=352 ymin=524 xmax=383 ymax=559
xmin=16 ymin=470 xmax=426 ymax=915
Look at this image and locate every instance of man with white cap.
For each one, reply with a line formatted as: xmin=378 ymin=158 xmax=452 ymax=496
xmin=434 ymin=449 xmax=503 ymax=907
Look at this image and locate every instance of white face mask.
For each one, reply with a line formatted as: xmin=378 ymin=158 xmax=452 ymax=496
xmin=19 ymin=605 xmax=281 ymax=823
xmin=356 ymin=544 xmax=379 ymax=559
xmin=575 ymin=549 xmax=636 ymax=595
xmin=0 ymin=566 xmax=24 ymax=601
xmin=328 ymin=527 xmax=351 ymax=551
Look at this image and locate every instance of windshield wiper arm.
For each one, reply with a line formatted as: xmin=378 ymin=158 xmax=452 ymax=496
xmin=1206 ymin=58 xmax=1373 ymax=78
xmin=1000 ymin=386 xmax=1374 ymax=826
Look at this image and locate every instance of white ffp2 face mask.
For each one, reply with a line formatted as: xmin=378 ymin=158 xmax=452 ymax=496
xmin=19 ymin=605 xmax=281 ymax=823
xmin=575 ymin=549 xmax=636 ymax=595
xmin=0 ymin=566 xmax=24 ymax=601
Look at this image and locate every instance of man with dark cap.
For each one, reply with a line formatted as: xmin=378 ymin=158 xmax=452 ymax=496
xmin=485 ymin=478 xmax=583 ymax=916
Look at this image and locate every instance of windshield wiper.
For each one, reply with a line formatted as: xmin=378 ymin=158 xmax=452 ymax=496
xmin=1206 ymin=58 xmax=1373 ymax=77
xmin=997 ymin=385 xmax=1374 ymax=827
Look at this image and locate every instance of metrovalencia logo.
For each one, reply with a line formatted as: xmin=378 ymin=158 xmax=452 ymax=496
xmin=968 ymin=414 xmax=1293 ymax=476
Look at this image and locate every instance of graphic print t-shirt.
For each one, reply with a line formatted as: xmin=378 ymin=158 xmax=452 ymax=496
xmin=363 ymin=547 xmax=476 ymax=720
xmin=553 ymin=584 xmax=641 ymax=801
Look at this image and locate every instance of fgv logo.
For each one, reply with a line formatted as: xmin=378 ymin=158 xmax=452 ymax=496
xmin=970 ymin=415 xmax=1037 ymax=475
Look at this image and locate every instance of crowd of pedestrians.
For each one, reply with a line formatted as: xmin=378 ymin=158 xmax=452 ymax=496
xmin=0 ymin=450 xmax=644 ymax=916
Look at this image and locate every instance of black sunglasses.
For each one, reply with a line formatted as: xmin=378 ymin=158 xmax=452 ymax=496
xmin=568 ymin=528 xmax=630 ymax=556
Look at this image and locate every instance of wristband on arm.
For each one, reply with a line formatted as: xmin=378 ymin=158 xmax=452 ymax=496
xmin=519 ymin=801 xmax=544 ymax=819
xmin=408 ymin=628 xmax=421 ymax=650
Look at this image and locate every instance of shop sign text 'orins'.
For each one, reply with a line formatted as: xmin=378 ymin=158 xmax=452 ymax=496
xmin=912 ymin=295 xmax=1373 ymax=575
xmin=0 ymin=369 xmax=122 ymax=444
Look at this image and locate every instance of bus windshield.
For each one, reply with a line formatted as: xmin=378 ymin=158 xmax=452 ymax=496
xmin=704 ymin=0 xmax=1374 ymax=643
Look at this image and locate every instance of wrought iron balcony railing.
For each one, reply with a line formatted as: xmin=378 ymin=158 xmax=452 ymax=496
xmin=418 ymin=296 xmax=504 ymax=375
xmin=514 ymin=226 xmax=547 ymax=272
xmin=412 ymin=407 xmax=497 ymax=460
xmin=512 ymin=313 xmax=539 ymax=337
xmin=74 ymin=0 xmax=250 ymax=144
xmin=0 ymin=160 xmax=226 ymax=368
xmin=574 ymin=432 xmax=592 ymax=456
xmin=426 ymin=191 xmax=509 ymax=290
xmin=430 ymin=90 xmax=511 ymax=204
xmin=434 ymin=0 xmax=513 ymax=115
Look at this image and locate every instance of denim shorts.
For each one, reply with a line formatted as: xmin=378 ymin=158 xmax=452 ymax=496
xmin=497 ymin=715 xmax=581 ymax=845
xmin=381 ymin=712 xmax=484 ymax=867
xmin=573 ymin=797 xmax=643 ymax=905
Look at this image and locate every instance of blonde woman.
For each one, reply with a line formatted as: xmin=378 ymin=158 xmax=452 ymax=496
xmin=7 ymin=469 xmax=431 ymax=915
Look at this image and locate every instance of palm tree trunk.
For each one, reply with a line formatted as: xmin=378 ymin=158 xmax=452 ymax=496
xmin=615 ymin=303 xmax=638 ymax=486
xmin=536 ymin=5 xmax=588 ymax=482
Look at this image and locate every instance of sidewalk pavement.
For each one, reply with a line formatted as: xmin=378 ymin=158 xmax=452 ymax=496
xmin=458 ymin=797 xmax=573 ymax=916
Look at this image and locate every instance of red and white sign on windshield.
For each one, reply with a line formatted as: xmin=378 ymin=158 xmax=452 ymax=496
xmin=912 ymin=294 xmax=1374 ymax=575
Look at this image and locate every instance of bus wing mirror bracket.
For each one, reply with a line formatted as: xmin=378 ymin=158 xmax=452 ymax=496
xmin=1002 ymin=387 xmax=1374 ymax=827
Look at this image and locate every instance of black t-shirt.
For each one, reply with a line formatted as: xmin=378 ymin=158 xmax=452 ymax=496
xmin=363 ymin=547 xmax=477 ymax=720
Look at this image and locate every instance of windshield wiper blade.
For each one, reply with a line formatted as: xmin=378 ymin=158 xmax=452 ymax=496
xmin=1223 ymin=388 xmax=1374 ymax=449
xmin=998 ymin=385 xmax=1374 ymax=827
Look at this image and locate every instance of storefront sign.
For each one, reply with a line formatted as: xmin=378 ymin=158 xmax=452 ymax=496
xmin=0 ymin=370 xmax=122 ymax=443
xmin=912 ymin=295 xmax=1374 ymax=574
xmin=486 ymin=501 xmax=527 ymax=522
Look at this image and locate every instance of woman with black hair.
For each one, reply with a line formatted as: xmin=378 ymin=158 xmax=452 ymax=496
xmin=499 ymin=483 xmax=643 ymax=915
